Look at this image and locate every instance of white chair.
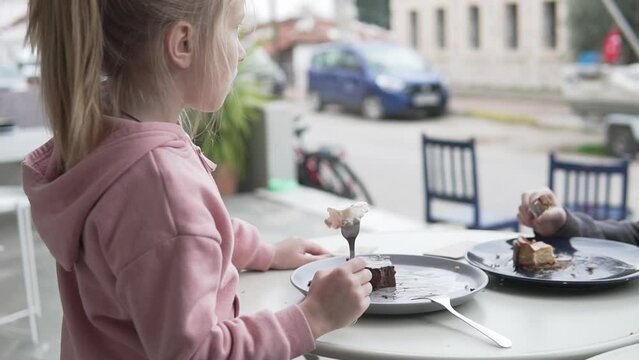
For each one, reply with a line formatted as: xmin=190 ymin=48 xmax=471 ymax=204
xmin=0 ymin=186 xmax=40 ymax=344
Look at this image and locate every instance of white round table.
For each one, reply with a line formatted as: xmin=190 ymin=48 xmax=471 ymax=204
xmin=588 ymin=343 xmax=639 ymax=359
xmin=238 ymin=230 xmax=639 ymax=360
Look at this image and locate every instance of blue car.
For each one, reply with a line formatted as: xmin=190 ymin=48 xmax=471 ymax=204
xmin=308 ymin=42 xmax=449 ymax=119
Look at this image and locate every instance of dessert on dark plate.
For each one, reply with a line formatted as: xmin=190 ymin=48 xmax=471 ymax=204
xmin=512 ymin=236 xmax=557 ymax=269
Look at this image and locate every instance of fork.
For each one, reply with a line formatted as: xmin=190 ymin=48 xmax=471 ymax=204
xmin=340 ymin=221 xmax=360 ymax=260
xmin=426 ymin=294 xmax=512 ymax=348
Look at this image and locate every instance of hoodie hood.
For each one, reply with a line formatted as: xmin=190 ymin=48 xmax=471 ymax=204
xmin=22 ymin=117 xmax=195 ymax=271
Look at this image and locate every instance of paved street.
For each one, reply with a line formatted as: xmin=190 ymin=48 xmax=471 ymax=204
xmin=293 ymin=96 xmax=634 ymax=224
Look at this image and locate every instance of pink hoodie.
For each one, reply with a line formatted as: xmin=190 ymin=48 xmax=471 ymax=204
xmin=22 ymin=117 xmax=315 ymax=359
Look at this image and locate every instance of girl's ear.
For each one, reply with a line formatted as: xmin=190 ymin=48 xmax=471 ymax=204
xmin=166 ymin=21 xmax=194 ymax=70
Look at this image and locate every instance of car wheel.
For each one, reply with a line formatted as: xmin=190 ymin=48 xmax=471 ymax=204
xmin=309 ymin=91 xmax=325 ymax=112
xmin=361 ymin=95 xmax=385 ymax=120
xmin=607 ymin=125 xmax=637 ymax=158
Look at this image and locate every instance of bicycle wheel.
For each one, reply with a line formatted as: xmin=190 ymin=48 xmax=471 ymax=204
xmin=299 ymin=152 xmax=374 ymax=205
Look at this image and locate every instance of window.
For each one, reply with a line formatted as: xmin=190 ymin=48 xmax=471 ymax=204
xmin=338 ymin=51 xmax=361 ymax=71
xmin=409 ymin=10 xmax=420 ymax=49
xmin=360 ymin=45 xmax=429 ymax=73
xmin=436 ymin=8 xmax=446 ymax=49
xmin=543 ymin=1 xmax=557 ymax=49
xmin=469 ymin=5 xmax=480 ymax=49
xmin=356 ymin=0 xmax=390 ymax=29
xmin=313 ymin=49 xmax=341 ymax=69
xmin=312 ymin=53 xmax=326 ymax=68
xmin=505 ymin=3 xmax=518 ymax=49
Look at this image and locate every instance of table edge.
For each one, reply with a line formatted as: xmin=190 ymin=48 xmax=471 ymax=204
xmin=312 ymin=334 xmax=639 ymax=360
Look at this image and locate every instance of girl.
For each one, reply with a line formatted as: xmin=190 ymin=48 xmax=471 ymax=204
xmin=23 ymin=0 xmax=373 ymax=359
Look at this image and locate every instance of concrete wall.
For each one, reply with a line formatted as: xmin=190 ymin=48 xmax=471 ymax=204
xmin=390 ymin=0 xmax=571 ymax=91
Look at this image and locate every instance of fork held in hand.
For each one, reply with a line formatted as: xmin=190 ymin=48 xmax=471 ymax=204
xmin=340 ymin=221 xmax=360 ymax=260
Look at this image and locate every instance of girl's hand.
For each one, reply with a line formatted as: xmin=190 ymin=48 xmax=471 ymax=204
xmin=299 ymin=257 xmax=372 ymax=338
xmin=271 ymin=237 xmax=332 ymax=270
xmin=518 ymin=188 xmax=567 ymax=237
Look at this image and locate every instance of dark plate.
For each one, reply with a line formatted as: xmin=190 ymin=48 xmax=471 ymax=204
xmin=466 ymin=237 xmax=639 ymax=288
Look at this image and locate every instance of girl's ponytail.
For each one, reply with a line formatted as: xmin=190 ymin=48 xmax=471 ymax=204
xmin=27 ymin=0 xmax=104 ymax=169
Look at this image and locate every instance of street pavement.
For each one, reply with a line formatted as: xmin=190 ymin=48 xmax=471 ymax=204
xmin=450 ymin=92 xmax=586 ymax=130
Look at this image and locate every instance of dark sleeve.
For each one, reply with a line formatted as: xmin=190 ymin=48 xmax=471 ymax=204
xmin=536 ymin=209 xmax=639 ymax=246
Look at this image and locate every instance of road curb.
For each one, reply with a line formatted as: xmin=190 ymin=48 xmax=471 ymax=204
xmin=457 ymin=109 xmax=539 ymax=127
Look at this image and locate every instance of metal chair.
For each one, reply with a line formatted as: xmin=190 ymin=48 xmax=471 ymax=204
xmin=0 ymin=187 xmax=40 ymax=344
xmin=548 ymin=152 xmax=630 ymax=221
xmin=422 ymin=134 xmax=519 ymax=231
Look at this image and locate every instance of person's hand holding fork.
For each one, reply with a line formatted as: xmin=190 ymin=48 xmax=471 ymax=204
xmin=518 ymin=187 xmax=568 ymax=237
xmin=300 ymin=257 xmax=372 ymax=338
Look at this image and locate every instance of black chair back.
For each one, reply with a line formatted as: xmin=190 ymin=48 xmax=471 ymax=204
xmin=548 ymin=153 xmax=630 ymax=221
xmin=422 ymin=134 xmax=518 ymax=230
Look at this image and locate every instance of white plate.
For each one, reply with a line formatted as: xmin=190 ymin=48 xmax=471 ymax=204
xmin=290 ymin=254 xmax=488 ymax=315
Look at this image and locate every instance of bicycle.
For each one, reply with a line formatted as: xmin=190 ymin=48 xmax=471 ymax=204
xmin=294 ymin=117 xmax=374 ymax=205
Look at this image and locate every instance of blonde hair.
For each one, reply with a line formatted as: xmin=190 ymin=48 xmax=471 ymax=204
xmin=27 ymin=0 xmax=232 ymax=169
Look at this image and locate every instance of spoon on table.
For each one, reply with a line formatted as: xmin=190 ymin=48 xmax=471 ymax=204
xmin=340 ymin=221 xmax=360 ymax=260
xmin=426 ymin=294 xmax=512 ymax=348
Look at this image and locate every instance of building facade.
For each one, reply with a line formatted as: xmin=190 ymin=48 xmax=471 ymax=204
xmin=390 ymin=0 xmax=570 ymax=91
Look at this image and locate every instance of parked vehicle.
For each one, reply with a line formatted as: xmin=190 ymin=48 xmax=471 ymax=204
xmin=564 ymin=63 xmax=639 ymax=159
xmin=606 ymin=113 xmax=639 ymax=157
xmin=308 ymin=42 xmax=449 ymax=119
xmin=562 ymin=63 xmax=639 ymax=122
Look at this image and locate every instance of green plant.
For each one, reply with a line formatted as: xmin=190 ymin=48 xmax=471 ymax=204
xmin=187 ymin=46 xmax=269 ymax=179
xmin=575 ymin=143 xmax=609 ymax=157
xmin=558 ymin=143 xmax=610 ymax=158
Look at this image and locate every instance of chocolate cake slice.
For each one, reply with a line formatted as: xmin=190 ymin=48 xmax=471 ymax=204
xmin=364 ymin=256 xmax=396 ymax=290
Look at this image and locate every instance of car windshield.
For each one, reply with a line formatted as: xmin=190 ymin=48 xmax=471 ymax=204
xmin=360 ymin=46 xmax=429 ymax=73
